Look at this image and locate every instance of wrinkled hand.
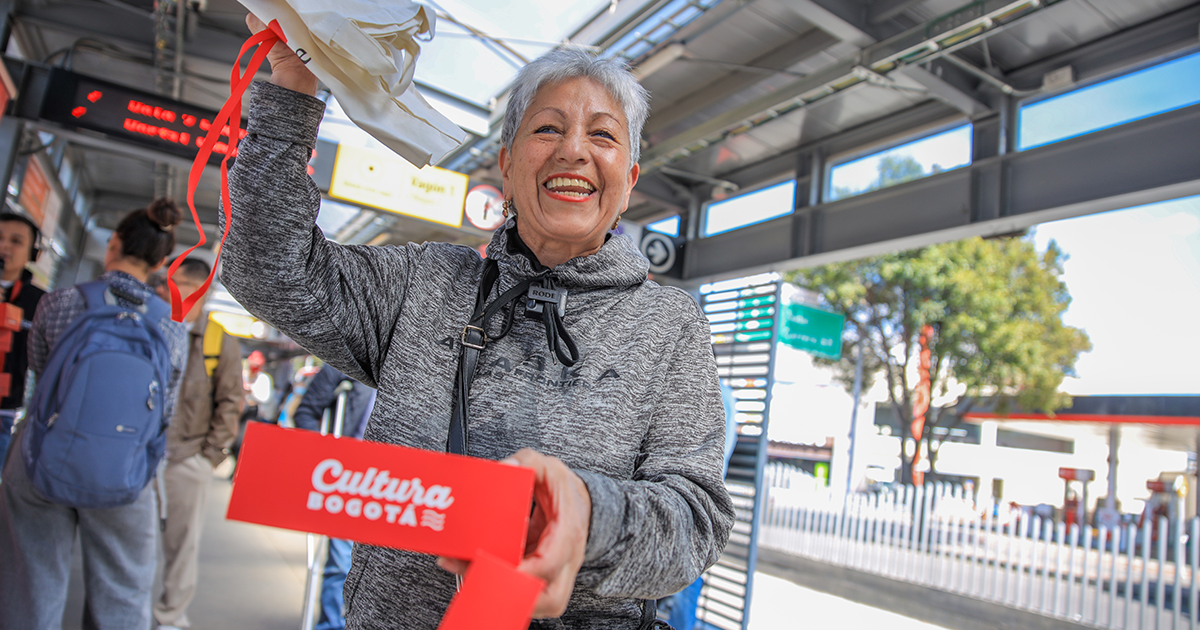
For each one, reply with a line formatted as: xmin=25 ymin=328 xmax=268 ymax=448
xmin=437 ymin=448 xmax=591 ymax=619
xmin=245 ymin=13 xmax=318 ymax=96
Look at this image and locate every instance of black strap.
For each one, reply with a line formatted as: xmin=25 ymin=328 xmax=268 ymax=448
xmin=449 ymin=259 xmax=579 ymax=455
xmin=640 ymin=598 xmax=660 ymax=629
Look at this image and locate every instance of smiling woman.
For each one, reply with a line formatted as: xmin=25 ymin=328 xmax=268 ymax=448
xmin=500 ymin=74 xmax=640 ymax=268
xmin=221 ymin=20 xmax=733 ymax=630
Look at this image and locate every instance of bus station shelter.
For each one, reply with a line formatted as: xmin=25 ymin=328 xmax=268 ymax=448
xmin=0 ymin=0 xmax=1197 ymax=628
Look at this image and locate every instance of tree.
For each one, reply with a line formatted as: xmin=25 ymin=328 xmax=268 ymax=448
xmin=784 ymin=236 xmax=1091 ymax=484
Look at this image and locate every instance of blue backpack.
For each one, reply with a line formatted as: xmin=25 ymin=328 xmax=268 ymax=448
xmin=22 ymin=280 xmax=173 ymax=508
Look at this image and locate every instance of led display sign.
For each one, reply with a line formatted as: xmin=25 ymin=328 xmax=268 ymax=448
xmin=39 ymin=68 xmax=247 ymax=166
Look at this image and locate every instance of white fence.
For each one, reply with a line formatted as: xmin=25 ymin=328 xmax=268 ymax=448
xmin=759 ymin=463 xmax=1199 ymax=629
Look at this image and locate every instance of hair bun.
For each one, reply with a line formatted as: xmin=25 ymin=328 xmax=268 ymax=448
xmin=146 ymin=197 xmax=183 ymax=231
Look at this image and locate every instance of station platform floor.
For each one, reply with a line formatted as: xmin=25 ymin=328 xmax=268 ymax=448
xmin=59 ymin=469 xmax=951 ymax=630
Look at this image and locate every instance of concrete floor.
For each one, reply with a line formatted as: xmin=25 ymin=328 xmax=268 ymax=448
xmin=58 ymin=470 xmax=951 ymax=630
xmin=63 ymin=468 xmax=308 ymax=630
xmin=747 ymin=572 xmax=951 ymax=629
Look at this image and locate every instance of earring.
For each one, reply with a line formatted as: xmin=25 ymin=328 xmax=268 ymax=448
xmin=502 ymin=199 xmax=514 ymax=218
xmin=611 ymin=216 xmax=621 ymax=231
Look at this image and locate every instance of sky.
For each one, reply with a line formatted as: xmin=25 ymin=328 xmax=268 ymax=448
xmin=1032 ymin=195 xmax=1200 ymax=396
xmin=410 ymin=0 xmax=609 ymax=104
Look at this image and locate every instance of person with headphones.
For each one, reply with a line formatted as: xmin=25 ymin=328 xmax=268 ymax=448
xmin=0 ymin=213 xmax=45 ymax=476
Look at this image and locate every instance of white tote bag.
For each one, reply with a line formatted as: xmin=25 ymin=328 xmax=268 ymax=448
xmin=238 ymin=0 xmax=467 ymax=167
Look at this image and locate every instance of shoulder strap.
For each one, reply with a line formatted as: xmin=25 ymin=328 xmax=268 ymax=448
xmin=76 ymin=280 xmax=110 ymax=310
xmin=76 ymin=280 xmax=170 ymax=328
xmin=448 ymin=259 xmax=500 ymax=456
xmin=141 ymin=293 xmax=170 ymax=326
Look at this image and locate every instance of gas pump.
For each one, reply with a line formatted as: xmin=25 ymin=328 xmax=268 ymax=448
xmin=1059 ymin=467 xmax=1095 ymax=529
xmin=1141 ymin=474 xmax=1187 ymax=552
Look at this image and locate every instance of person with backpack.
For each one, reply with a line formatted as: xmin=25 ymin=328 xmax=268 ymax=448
xmin=292 ymin=363 xmax=375 ymax=630
xmin=0 ymin=199 xmax=189 ymax=630
xmin=152 ymin=257 xmax=243 ymax=630
xmin=0 ymin=212 xmax=46 ymax=476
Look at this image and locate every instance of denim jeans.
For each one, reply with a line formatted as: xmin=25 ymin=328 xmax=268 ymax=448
xmin=0 ymin=429 xmax=158 ymax=630
xmin=0 ymin=410 xmax=17 ymax=481
xmin=317 ymin=538 xmax=353 ymax=630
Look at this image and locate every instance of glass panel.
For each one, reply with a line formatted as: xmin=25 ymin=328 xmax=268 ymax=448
xmin=703 ymin=180 xmax=796 ymax=237
xmin=1019 ymin=51 xmax=1200 ymax=151
xmin=645 ymin=215 xmax=680 ymax=236
xmin=828 ymin=125 xmax=972 ymax=202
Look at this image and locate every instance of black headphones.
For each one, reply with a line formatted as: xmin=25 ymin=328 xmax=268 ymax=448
xmin=0 ymin=212 xmax=41 ymax=262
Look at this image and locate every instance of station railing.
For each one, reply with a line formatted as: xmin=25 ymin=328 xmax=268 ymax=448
xmin=759 ymin=463 xmax=1198 ymax=630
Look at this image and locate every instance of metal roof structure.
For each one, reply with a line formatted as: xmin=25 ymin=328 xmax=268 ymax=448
xmin=0 ymin=0 xmax=1197 ymax=280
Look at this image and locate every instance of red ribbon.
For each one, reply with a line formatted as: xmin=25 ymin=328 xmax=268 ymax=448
xmin=166 ymin=20 xmax=288 ymax=322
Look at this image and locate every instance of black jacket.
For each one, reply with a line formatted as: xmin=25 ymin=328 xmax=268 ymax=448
xmin=3 ymin=269 xmax=44 ymax=409
xmin=292 ymin=364 xmax=372 ymax=438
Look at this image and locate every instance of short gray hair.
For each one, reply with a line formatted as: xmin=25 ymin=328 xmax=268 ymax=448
xmin=501 ymin=46 xmax=650 ymax=168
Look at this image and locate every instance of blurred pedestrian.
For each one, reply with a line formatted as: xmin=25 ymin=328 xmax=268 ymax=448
xmin=292 ymin=363 xmax=374 ymax=630
xmin=0 ymin=212 xmax=45 ymax=476
xmin=153 ymin=258 xmax=243 ymax=630
xmin=0 ymin=199 xmax=188 ymax=630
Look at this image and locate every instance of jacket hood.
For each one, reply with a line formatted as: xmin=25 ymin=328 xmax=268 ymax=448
xmin=483 ymin=218 xmax=648 ymax=291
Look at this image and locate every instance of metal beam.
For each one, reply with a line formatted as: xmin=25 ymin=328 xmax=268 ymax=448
xmin=892 ymin=63 xmax=991 ymax=117
xmin=638 ymin=0 xmax=1058 ymax=172
xmin=644 ymin=29 xmax=840 ymax=134
xmin=1005 ymin=2 xmax=1200 ymax=87
xmin=785 ymin=0 xmax=876 ymax=48
xmin=868 ymin=0 xmax=925 ymax=25
xmin=12 ymin=12 xmax=251 ymax=74
xmin=679 ymin=102 xmax=1200 ymax=282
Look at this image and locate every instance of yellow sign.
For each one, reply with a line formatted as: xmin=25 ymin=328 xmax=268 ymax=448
xmin=209 ymin=311 xmax=266 ymax=339
xmin=329 ymin=144 xmax=467 ymax=227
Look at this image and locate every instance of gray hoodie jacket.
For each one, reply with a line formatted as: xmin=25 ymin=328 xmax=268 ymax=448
xmin=221 ymin=81 xmax=734 ymax=630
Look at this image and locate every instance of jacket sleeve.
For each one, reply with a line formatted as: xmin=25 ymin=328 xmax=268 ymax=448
xmin=203 ymin=331 xmax=244 ymax=466
xmin=293 ymin=365 xmax=342 ymax=433
xmin=220 ymin=81 xmax=422 ymax=388
xmin=27 ymin=288 xmax=78 ymax=378
xmin=573 ymin=300 xmax=735 ymax=600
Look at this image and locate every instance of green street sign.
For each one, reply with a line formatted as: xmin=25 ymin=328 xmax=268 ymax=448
xmin=781 ymin=303 xmax=844 ymax=360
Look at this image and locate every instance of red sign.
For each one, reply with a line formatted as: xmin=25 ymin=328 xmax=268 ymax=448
xmin=227 ymin=423 xmax=536 ymax=565
xmin=18 ymin=158 xmax=50 ymax=228
xmin=1059 ymin=467 xmax=1095 ymax=482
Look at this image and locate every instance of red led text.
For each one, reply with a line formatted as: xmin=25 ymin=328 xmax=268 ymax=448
xmin=128 ymin=100 xmax=176 ymax=123
xmin=123 ymin=118 xmax=191 ymax=148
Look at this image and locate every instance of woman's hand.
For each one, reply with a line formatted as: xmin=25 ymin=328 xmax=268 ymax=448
xmin=245 ymin=13 xmax=319 ymax=97
xmin=437 ymin=448 xmax=591 ymax=619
